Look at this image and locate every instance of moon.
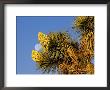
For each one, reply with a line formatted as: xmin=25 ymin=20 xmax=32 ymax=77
xmin=35 ymin=43 xmax=42 ymax=51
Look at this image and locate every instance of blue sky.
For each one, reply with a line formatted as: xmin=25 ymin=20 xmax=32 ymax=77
xmin=16 ymin=16 xmax=84 ymax=74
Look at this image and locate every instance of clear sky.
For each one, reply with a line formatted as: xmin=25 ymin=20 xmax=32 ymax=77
xmin=16 ymin=16 xmax=84 ymax=74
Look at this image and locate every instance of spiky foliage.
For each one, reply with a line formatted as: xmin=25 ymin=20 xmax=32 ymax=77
xmin=74 ymin=16 xmax=94 ymax=34
xmin=32 ymin=16 xmax=94 ymax=74
xmin=32 ymin=50 xmax=43 ymax=62
xmin=38 ymin=32 xmax=49 ymax=52
xmin=32 ymin=32 xmax=80 ymax=74
xmin=74 ymin=16 xmax=94 ymax=74
xmin=58 ymin=16 xmax=94 ymax=74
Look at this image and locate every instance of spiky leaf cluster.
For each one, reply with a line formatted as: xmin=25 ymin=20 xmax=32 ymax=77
xmin=32 ymin=16 xmax=94 ymax=74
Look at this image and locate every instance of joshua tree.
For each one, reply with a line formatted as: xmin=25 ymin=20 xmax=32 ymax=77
xmin=32 ymin=16 xmax=94 ymax=74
